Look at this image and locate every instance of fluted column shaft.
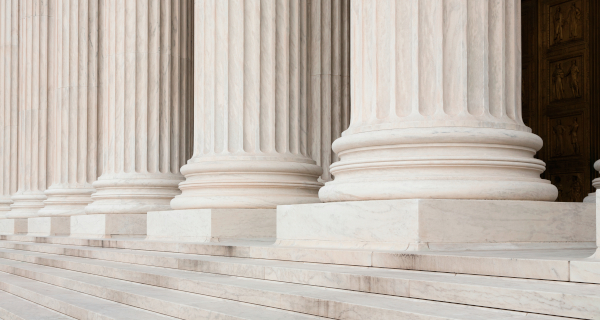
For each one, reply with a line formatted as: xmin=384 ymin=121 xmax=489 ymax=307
xmin=85 ymin=0 xmax=193 ymax=215
xmin=319 ymin=0 xmax=557 ymax=202
xmin=308 ymin=0 xmax=350 ymax=182
xmin=39 ymin=0 xmax=98 ymax=217
xmin=171 ymin=0 xmax=322 ymax=210
xmin=8 ymin=0 xmax=55 ymax=218
xmin=594 ymin=160 xmax=600 ymax=258
xmin=0 ymin=0 xmax=19 ymax=214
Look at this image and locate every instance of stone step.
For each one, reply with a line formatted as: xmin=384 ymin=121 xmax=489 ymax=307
xmin=0 ymin=241 xmax=598 ymax=318
xmin=1 ymin=246 xmax=598 ymax=319
xmin=0 ymin=259 xmax=324 ymax=320
xmin=0 ymin=290 xmax=76 ymax=320
xmin=1 ymin=234 xmax=592 ymax=281
xmin=0 ymin=271 xmax=177 ymax=320
xmin=0 ymin=254 xmax=568 ymax=320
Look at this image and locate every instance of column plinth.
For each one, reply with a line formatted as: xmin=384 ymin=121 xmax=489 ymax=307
xmin=319 ymin=0 xmax=557 ymax=202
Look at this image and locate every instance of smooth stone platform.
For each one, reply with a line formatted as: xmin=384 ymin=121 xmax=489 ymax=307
xmin=0 ymin=219 xmax=27 ymax=235
xmin=70 ymin=214 xmax=146 ymax=238
xmin=277 ymin=199 xmax=595 ymax=250
xmin=147 ymin=209 xmax=276 ymax=242
xmin=27 ymin=217 xmax=70 ymax=236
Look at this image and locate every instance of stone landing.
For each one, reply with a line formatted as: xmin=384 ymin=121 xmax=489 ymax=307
xmin=277 ymin=199 xmax=596 ymax=251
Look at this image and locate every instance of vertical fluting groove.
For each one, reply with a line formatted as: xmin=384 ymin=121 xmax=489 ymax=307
xmin=376 ymin=0 xmax=391 ymax=120
xmin=88 ymin=0 xmax=98 ymax=183
xmin=69 ymin=0 xmax=78 ymax=185
xmin=308 ymin=0 xmax=321 ymax=163
xmin=467 ymin=0 xmax=489 ymax=116
xmin=504 ymin=0 xmax=516 ymax=121
xmin=228 ymin=0 xmax=241 ymax=154
xmin=349 ymin=0 xmax=360 ymax=127
xmin=330 ymin=0 xmax=341 ymax=163
xmin=395 ymin=0 xmax=418 ymax=118
xmin=260 ymin=0 xmax=275 ymax=154
xmin=341 ymin=0 xmax=350 ymax=130
xmin=170 ymin=0 xmax=179 ymax=174
xmin=275 ymin=0 xmax=290 ymax=154
xmin=418 ymin=0 xmax=443 ymax=117
xmin=299 ymin=0 xmax=307 ymax=157
xmin=320 ymin=0 xmax=332 ymax=180
xmin=0 ymin=0 xmax=7 ymax=205
xmin=289 ymin=0 xmax=300 ymax=156
xmin=489 ymin=0 xmax=505 ymax=118
xmin=97 ymin=0 xmax=107 ymax=178
xmin=362 ymin=0 xmax=375 ymax=123
xmin=193 ymin=0 xmax=203 ymax=157
xmin=9 ymin=0 xmax=18 ymax=195
xmin=148 ymin=0 xmax=159 ymax=174
xmin=215 ymin=0 xmax=227 ymax=155
xmin=514 ymin=0 xmax=522 ymax=124
xmin=443 ymin=0 xmax=467 ymax=116
xmin=244 ymin=0 xmax=260 ymax=153
xmin=123 ymin=0 xmax=134 ymax=173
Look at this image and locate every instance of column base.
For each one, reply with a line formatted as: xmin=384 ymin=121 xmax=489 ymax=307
xmin=27 ymin=217 xmax=70 ymax=236
xmin=147 ymin=209 xmax=276 ymax=242
xmin=276 ymin=199 xmax=595 ymax=251
xmin=70 ymin=214 xmax=146 ymax=238
xmin=0 ymin=219 xmax=28 ymax=235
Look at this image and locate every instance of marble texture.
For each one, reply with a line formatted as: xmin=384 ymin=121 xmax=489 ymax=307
xmin=26 ymin=217 xmax=69 ymax=237
xmin=8 ymin=0 xmax=56 ymax=218
xmin=319 ymin=0 xmax=557 ymax=202
xmin=171 ymin=0 xmax=324 ymax=210
xmin=1 ymin=246 xmax=598 ymax=319
xmin=0 ymin=219 xmax=26 ymax=235
xmin=277 ymin=199 xmax=595 ymax=250
xmin=0 ymin=255 xmax=563 ymax=320
xmin=0 ymin=289 xmax=76 ymax=320
xmin=84 ymin=0 xmax=193 ymax=215
xmin=70 ymin=213 xmax=146 ymax=238
xmin=0 ymin=0 xmax=18 ymax=214
xmin=308 ymin=0 xmax=351 ymax=182
xmin=39 ymin=0 xmax=98 ymax=218
xmin=147 ymin=209 xmax=276 ymax=242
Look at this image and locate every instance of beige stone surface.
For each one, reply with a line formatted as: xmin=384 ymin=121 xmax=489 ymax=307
xmin=171 ymin=0 xmax=324 ymax=210
xmin=278 ymin=199 xmax=595 ymax=251
xmin=0 ymin=219 xmax=26 ymax=235
xmin=84 ymin=0 xmax=193 ymax=216
xmin=0 ymin=0 xmax=18 ymax=215
xmin=27 ymin=217 xmax=69 ymax=237
xmin=319 ymin=0 xmax=557 ymax=202
xmin=70 ymin=213 xmax=145 ymax=238
xmin=147 ymin=209 xmax=276 ymax=242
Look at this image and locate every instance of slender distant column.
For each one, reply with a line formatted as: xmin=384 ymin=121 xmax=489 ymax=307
xmin=171 ymin=0 xmax=322 ymax=210
xmin=39 ymin=0 xmax=98 ymax=217
xmin=0 ymin=0 xmax=19 ymax=214
xmin=320 ymin=0 xmax=557 ymax=202
xmin=594 ymin=160 xmax=600 ymax=258
xmin=85 ymin=0 xmax=193 ymax=214
xmin=308 ymin=0 xmax=351 ymax=182
xmin=8 ymin=0 xmax=55 ymax=218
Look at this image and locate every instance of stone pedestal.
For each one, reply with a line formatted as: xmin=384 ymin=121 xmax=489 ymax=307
xmin=27 ymin=217 xmax=70 ymax=236
xmin=0 ymin=219 xmax=27 ymax=235
xmin=147 ymin=209 xmax=276 ymax=242
xmin=70 ymin=214 xmax=146 ymax=239
xmin=277 ymin=200 xmax=595 ymax=251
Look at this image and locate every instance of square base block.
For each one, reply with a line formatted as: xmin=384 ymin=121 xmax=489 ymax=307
xmin=0 ymin=219 xmax=27 ymax=235
xmin=27 ymin=217 xmax=70 ymax=236
xmin=70 ymin=214 xmax=146 ymax=238
xmin=147 ymin=209 xmax=276 ymax=242
xmin=276 ymin=199 xmax=596 ymax=251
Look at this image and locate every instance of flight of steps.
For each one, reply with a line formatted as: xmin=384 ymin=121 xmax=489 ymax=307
xmin=0 ymin=235 xmax=597 ymax=320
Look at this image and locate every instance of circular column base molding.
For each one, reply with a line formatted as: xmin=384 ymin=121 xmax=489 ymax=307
xmin=7 ymin=192 xmax=47 ymax=218
xmin=85 ymin=173 xmax=183 ymax=215
xmin=171 ymin=157 xmax=323 ymax=209
xmin=320 ymin=127 xmax=558 ymax=202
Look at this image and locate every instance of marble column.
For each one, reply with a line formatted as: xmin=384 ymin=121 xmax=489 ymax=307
xmin=31 ymin=0 xmax=98 ymax=235
xmin=319 ymin=0 xmax=557 ymax=202
xmin=595 ymin=160 xmax=600 ymax=258
xmin=7 ymin=0 xmax=55 ymax=224
xmin=76 ymin=0 xmax=193 ymax=237
xmin=0 ymin=0 xmax=18 ymax=218
xmin=170 ymin=0 xmax=323 ymax=210
xmin=308 ymin=0 xmax=351 ymax=182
